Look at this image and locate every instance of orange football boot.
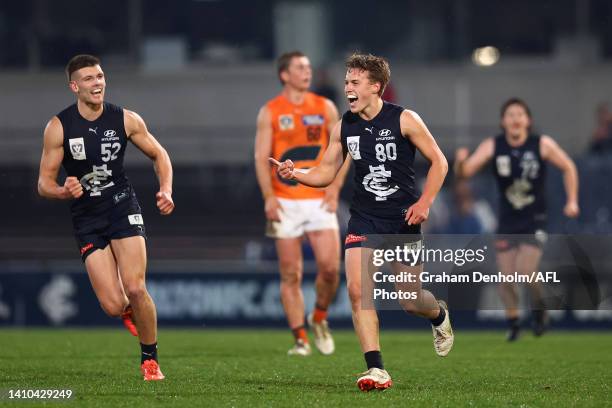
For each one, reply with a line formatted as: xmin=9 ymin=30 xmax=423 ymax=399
xmin=141 ymin=359 xmax=165 ymax=381
xmin=121 ymin=306 xmax=138 ymax=337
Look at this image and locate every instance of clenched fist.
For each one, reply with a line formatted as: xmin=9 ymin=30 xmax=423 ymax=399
xmin=156 ymin=191 xmax=174 ymax=215
xmin=64 ymin=176 xmax=83 ymax=199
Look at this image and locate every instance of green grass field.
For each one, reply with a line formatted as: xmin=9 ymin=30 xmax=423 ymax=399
xmin=0 ymin=329 xmax=611 ymax=407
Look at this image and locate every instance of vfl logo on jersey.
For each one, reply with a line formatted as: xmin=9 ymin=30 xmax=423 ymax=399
xmin=346 ymin=136 xmax=361 ymax=160
xmin=69 ymin=138 xmax=86 ymax=160
xmin=379 ymin=129 xmax=391 ymax=136
xmin=301 ymin=115 xmax=324 ymax=126
xmin=279 ymin=114 xmax=295 ymax=131
xmin=496 ymin=155 xmax=511 ymax=177
xmin=363 ymin=164 xmax=400 ymax=201
xmin=104 ymin=129 xmax=116 ymax=138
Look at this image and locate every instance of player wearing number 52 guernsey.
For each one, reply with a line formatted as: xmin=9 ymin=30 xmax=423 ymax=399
xmin=37 ymin=54 xmax=174 ymax=381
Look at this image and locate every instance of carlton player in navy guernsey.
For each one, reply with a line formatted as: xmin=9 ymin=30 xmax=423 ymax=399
xmin=455 ymin=98 xmax=579 ymax=341
xmin=271 ymin=53 xmax=453 ymax=391
xmin=37 ymin=55 xmax=174 ymax=381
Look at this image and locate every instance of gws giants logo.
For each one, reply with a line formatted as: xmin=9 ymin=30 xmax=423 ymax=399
xmin=362 ymin=164 xmax=399 ymax=201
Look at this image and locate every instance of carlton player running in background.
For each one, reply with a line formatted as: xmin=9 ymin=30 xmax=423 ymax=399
xmin=455 ymin=98 xmax=579 ymax=341
xmin=37 ymin=54 xmax=174 ymax=380
xmin=255 ymin=51 xmax=349 ymax=356
xmin=272 ymin=53 xmax=453 ymax=391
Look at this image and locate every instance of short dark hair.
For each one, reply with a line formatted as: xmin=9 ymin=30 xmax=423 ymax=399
xmin=500 ymin=97 xmax=532 ymax=119
xmin=345 ymin=53 xmax=390 ymax=96
xmin=65 ymin=54 xmax=101 ymax=81
xmin=276 ymin=51 xmax=306 ymax=85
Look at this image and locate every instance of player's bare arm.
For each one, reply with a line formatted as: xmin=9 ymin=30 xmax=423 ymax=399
xmin=454 ymin=137 xmax=494 ymax=179
xmin=37 ymin=116 xmax=83 ymax=200
xmin=401 ymin=110 xmax=448 ymax=225
xmin=124 ymin=109 xmax=174 ymax=215
xmin=254 ymin=105 xmax=283 ymax=222
xmin=540 ymin=135 xmax=579 ymax=217
xmin=322 ymin=98 xmax=348 ymax=212
xmin=271 ymin=119 xmax=346 ymax=188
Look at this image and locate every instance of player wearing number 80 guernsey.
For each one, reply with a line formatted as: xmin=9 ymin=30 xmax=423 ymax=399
xmin=271 ymin=53 xmax=454 ymax=391
xmin=341 ymin=101 xmax=419 ymax=223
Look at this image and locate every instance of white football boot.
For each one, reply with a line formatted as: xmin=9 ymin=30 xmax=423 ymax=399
xmin=287 ymin=339 xmax=312 ymax=356
xmin=307 ymin=313 xmax=335 ymax=355
xmin=432 ymin=300 xmax=454 ymax=357
xmin=356 ymin=368 xmax=393 ymax=392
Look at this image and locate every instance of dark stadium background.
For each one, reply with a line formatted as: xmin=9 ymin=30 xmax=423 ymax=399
xmin=0 ymin=0 xmax=610 ymax=329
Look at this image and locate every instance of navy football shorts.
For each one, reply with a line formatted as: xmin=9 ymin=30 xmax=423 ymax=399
xmin=495 ymin=220 xmax=547 ymax=252
xmin=345 ymin=210 xmax=422 ymax=250
xmin=71 ymin=185 xmax=146 ymax=262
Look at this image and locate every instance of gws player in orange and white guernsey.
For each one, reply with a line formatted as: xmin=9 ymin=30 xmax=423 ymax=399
xmin=37 ymin=55 xmax=174 ymax=380
xmin=255 ymin=51 xmax=350 ymax=356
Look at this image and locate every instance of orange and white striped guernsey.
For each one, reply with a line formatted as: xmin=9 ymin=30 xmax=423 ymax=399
xmin=267 ymin=92 xmax=330 ymax=199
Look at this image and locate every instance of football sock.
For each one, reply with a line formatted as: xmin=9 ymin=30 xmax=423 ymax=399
xmin=364 ymin=350 xmax=384 ymax=370
xmin=140 ymin=342 xmax=158 ymax=364
xmin=508 ymin=317 xmax=520 ymax=329
xmin=313 ymin=303 xmax=328 ymax=323
xmin=430 ymin=305 xmax=446 ymax=326
xmin=291 ymin=325 xmax=309 ymax=343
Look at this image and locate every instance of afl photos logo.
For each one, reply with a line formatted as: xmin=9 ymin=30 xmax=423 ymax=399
xmin=69 ymin=138 xmax=86 ymax=160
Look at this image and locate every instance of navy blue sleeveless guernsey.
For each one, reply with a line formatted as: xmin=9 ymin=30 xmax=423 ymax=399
xmin=493 ymin=133 xmax=547 ymax=233
xmin=57 ymin=102 xmax=130 ymax=214
xmin=341 ymin=101 xmax=419 ymax=220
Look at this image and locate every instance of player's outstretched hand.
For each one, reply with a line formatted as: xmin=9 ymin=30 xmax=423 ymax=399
xmin=405 ymin=200 xmax=429 ymax=225
xmin=564 ymin=201 xmax=580 ymax=218
xmin=63 ymin=176 xmax=83 ymax=199
xmin=156 ymin=191 xmax=174 ymax=215
xmin=269 ymin=158 xmax=295 ymax=180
